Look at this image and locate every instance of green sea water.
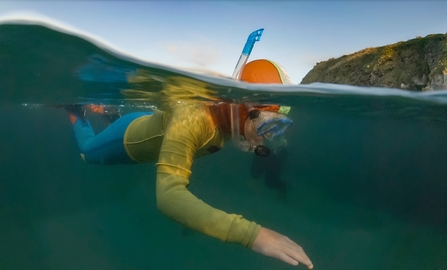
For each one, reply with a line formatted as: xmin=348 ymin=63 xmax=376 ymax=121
xmin=0 ymin=21 xmax=446 ymax=269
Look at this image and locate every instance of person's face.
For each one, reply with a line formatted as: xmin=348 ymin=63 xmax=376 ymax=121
xmin=244 ymin=118 xmax=264 ymax=146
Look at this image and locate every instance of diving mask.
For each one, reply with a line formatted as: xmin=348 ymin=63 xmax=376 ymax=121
xmin=249 ymin=110 xmax=293 ymax=139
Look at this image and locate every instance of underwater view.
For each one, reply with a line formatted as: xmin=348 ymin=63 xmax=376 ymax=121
xmin=1 ymin=21 xmax=447 ymax=270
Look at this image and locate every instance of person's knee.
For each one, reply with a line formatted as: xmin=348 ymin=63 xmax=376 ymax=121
xmin=78 ymin=140 xmax=94 ymax=154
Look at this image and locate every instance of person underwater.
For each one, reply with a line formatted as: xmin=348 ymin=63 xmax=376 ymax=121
xmin=65 ymin=59 xmax=313 ymax=269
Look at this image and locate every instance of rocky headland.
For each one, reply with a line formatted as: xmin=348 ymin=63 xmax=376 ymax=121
xmin=301 ymin=33 xmax=447 ymax=91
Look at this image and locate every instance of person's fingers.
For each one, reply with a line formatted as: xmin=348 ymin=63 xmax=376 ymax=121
xmin=285 ymin=249 xmax=313 ymax=268
xmin=252 ymin=227 xmax=313 ymax=268
xmin=275 ymin=251 xmax=299 ymax=266
xmin=263 ymin=244 xmax=307 ymax=267
xmin=272 ymin=248 xmax=313 ymax=269
xmin=259 ymin=246 xmax=298 ymax=266
xmin=281 ymin=239 xmax=313 ymax=268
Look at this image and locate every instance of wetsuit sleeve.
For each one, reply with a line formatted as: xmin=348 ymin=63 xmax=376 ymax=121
xmin=156 ymin=105 xmax=261 ymax=248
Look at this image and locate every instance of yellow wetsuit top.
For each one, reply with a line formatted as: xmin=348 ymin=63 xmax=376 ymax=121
xmin=123 ymin=102 xmax=261 ymax=248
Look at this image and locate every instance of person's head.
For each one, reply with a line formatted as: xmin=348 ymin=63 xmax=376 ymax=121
xmin=231 ymin=59 xmax=293 ymax=157
xmin=240 ymin=59 xmax=292 ymax=84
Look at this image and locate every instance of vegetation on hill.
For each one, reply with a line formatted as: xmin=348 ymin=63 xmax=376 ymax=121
xmin=301 ymin=33 xmax=447 ymax=91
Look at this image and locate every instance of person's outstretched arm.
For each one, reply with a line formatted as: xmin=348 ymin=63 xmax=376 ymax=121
xmin=156 ymin=104 xmax=259 ymax=246
xmin=156 ymin=104 xmax=313 ymax=268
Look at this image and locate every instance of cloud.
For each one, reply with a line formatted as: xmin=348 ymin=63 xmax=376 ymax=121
xmin=165 ymin=40 xmax=221 ymax=67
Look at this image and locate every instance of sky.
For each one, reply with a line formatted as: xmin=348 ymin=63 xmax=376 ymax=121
xmin=1 ymin=1 xmax=447 ymax=84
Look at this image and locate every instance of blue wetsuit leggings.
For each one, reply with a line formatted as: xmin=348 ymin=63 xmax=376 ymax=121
xmin=71 ymin=112 xmax=153 ymax=165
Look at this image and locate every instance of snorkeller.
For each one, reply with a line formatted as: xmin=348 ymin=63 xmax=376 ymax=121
xmin=64 ymin=60 xmax=311 ymax=268
xmin=63 ymin=29 xmax=313 ymax=268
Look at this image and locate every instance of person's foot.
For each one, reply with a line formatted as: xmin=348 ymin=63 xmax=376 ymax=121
xmin=65 ymin=104 xmax=86 ymax=124
xmin=86 ymin=104 xmax=121 ymax=124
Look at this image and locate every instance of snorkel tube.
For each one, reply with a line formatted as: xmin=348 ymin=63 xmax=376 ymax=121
xmin=231 ymin=29 xmax=270 ymax=156
xmin=232 ymin=28 xmax=264 ymax=79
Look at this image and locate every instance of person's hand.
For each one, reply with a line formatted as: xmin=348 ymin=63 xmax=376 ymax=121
xmin=251 ymin=227 xmax=313 ymax=269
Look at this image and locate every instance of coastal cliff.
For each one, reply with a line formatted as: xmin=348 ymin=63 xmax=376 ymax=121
xmin=301 ymin=33 xmax=447 ymax=91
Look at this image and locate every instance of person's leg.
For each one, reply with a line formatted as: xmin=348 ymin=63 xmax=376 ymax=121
xmin=70 ymin=111 xmax=152 ymax=165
